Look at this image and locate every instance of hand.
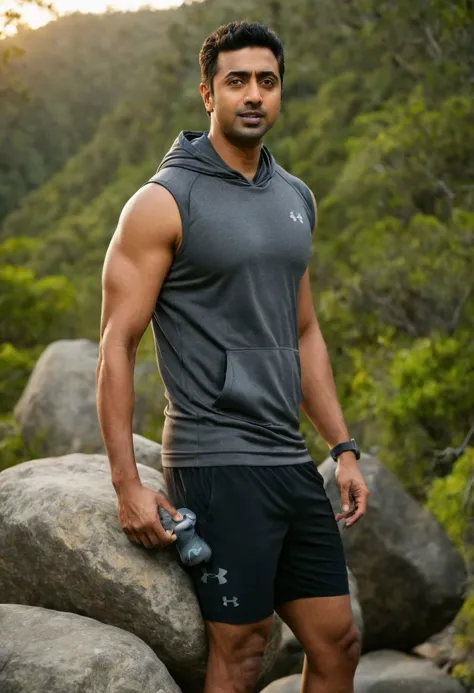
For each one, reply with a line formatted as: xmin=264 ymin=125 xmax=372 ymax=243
xmin=334 ymin=453 xmax=369 ymax=528
xmin=116 ymin=480 xmax=182 ymax=548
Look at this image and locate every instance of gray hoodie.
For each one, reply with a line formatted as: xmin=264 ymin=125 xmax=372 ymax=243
xmin=145 ymin=131 xmax=315 ymax=468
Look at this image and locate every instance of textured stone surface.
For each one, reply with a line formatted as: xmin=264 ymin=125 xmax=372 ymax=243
xmin=319 ymin=453 xmax=467 ymax=651
xmin=0 ymin=604 xmax=181 ymax=693
xmin=13 ymin=339 xmax=158 ymax=457
xmin=260 ymin=651 xmax=464 ymax=693
xmin=0 ymin=454 xmax=281 ymax=690
xmin=353 ymin=650 xmax=464 ymax=692
xmin=349 ymin=568 xmax=364 ymax=637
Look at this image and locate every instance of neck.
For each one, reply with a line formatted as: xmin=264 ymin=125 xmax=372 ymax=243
xmin=208 ymin=126 xmax=262 ymax=181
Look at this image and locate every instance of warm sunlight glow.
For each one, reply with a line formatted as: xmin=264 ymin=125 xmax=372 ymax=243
xmin=3 ymin=0 xmax=184 ymax=34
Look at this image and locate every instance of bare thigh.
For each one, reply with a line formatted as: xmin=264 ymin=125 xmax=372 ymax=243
xmin=278 ymin=595 xmax=360 ymax=686
xmin=204 ymin=616 xmax=274 ymax=693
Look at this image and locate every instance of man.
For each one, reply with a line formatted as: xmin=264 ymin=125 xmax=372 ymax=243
xmin=97 ymin=21 xmax=369 ymax=693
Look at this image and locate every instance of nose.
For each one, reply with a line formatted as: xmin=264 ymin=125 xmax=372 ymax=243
xmin=244 ymin=78 xmax=263 ymax=106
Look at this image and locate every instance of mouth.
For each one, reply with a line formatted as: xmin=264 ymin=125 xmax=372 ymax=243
xmin=239 ymin=112 xmax=264 ymax=125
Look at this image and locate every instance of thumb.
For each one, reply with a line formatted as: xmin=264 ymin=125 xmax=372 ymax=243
xmin=340 ymin=485 xmax=350 ymax=514
xmin=157 ymin=494 xmax=182 ymax=522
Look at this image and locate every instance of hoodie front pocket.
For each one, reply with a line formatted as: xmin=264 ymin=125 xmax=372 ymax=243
xmin=213 ymin=348 xmax=302 ymax=427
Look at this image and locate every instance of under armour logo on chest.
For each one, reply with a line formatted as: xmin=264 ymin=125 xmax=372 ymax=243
xmin=223 ymin=596 xmax=239 ymax=607
xmin=201 ymin=567 xmax=228 ymax=584
xmin=290 ymin=211 xmax=304 ymax=223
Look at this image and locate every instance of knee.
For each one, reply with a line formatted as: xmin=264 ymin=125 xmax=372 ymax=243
xmin=307 ymin=622 xmax=361 ymax=675
xmin=341 ymin=623 xmax=361 ymax=668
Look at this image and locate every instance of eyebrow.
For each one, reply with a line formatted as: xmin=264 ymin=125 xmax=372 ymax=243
xmin=224 ymin=70 xmax=279 ymax=81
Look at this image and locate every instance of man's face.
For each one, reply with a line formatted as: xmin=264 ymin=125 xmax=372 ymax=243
xmin=201 ymin=46 xmax=282 ymax=144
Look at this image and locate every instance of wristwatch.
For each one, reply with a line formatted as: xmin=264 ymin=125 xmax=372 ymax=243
xmin=330 ymin=438 xmax=360 ymax=462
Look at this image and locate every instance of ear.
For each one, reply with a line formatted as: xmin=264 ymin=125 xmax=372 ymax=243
xmin=199 ymin=82 xmax=214 ymax=114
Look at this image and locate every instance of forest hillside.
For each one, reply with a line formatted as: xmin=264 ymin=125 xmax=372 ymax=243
xmin=0 ymin=7 xmax=177 ymax=221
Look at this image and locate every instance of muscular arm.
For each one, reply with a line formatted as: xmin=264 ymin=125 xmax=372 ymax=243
xmin=96 ymin=183 xmax=180 ymax=492
xmin=298 ymin=191 xmax=369 ymax=526
xmin=298 ymin=194 xmax=349 ymax=449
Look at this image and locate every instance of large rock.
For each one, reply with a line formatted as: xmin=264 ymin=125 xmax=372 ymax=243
xmin=348 ymin=568 xmax=364 ymax=637
xmin=354 ymin=650 xmax=464 ymax=692
xmin=0 ymin=455 xmax=281 ymax=691
xmin=319 ymin=454 xmax=467 ymax=651
xmin=13 ymin=339 xmax=164 ymax=458
xmin=260 ymin=651 xmax=464 ymax=693
xmin=0 ymin=604 xmax=181 ymax=693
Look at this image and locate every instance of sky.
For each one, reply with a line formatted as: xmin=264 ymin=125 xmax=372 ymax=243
xmin=4 ymin=0 xmax=184 ymax=33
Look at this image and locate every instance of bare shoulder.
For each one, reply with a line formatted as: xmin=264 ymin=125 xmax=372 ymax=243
xmin=115 ymin=182 xmax=182 ymax=254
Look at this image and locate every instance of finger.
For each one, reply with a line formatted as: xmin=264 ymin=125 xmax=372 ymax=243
xmin=151 ymin=518 xmax=177 ymax=546
xmin=336 ymin=504 xmax=356 ymax=522
xmin=146 ymin=526 xmax=176 ymax=548
xmin=157 ymin=496 xmax=182 ymax=522
xmin=126 ymin=530 xmax=142 ymax=546
xmin=337 ymin=485 xmax=351 ymax=519
xmin=345 ymin=490 xmax=369 ymax=528
xmin=144 ymin=530 xmax=163 ymax=548
xmin=136 ymin=530 xmax=153 ymax=549
xmin=344 ymin=509 xmax=364 ymax=528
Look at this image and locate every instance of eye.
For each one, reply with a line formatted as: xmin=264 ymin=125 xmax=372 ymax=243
xmin=229 ymin=78 xmax=243 ymax=86
xmin=261 ymin=79 xmax=275 ymax=87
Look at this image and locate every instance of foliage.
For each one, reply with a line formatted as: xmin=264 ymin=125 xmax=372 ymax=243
xmin=0 ymin=261 xmax=75 ymax=347
xmin=427 ymin=449 xmax=473 ymax=559
xmin=452 ymin=594 xmax=474 ymax=685
xmin=0 ymin=417 xmax=29 ymax=472
xmin=427 ymin=450 xmax=474 ymax=684
xmin=0 ymin=7 xmax=177 ymax=222
xmin=0 ymin=343 xmax=34 ymax=414
xmin=369 ymin=334 xmax=474 ymax=497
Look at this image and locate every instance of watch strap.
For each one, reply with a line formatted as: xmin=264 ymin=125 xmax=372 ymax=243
xmin=330 ymin=438 xmax=360 ymax=462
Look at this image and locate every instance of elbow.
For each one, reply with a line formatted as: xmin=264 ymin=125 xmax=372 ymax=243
xmin=298 ymin=314 xmax=319 ymax=341
xmin=97 ymin=331 xmax=137 ymax=380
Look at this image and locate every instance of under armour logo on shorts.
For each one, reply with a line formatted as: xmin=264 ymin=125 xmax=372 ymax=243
xmin=201 ymin=567 xmax=228 ymax=584
xmin=223 ymin=596 xmax=239 ymax=607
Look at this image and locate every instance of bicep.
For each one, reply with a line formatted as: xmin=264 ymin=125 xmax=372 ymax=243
xmin=100 ymin=184 xmax=180 ymax=350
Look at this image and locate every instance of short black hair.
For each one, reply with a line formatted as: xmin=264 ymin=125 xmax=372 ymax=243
xmin=199 ymin=21 xmax=285 ymax=93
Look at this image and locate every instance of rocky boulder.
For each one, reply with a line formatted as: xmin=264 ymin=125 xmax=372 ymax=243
xmin=13 ymin=339 xmax=164 ymax=458
xmin=319 ymin=453 xmax=467 ymax=651
xmin=0 ymin=455 xmax=281 ymax=691
xmin=0 ymin=604 xmax=181 ymax=693
xmin=259 ymin=650 xmax=464 ymax=693
xmin=354 ymin=650 xmax=464 ymax=692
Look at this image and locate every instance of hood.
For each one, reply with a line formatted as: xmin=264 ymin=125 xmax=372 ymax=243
xmin=157 ymin=130 xmax=275 ymax=188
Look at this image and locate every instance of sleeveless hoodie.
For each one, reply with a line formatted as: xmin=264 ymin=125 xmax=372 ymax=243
xmin=145 ymin=131 xmax=315 ymax=468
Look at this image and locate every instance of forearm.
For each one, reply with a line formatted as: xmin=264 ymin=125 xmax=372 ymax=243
xmin=299 ymin=320 xmax=350 ymax=448
xmin=96 ymin=340 xmax=140 ymax=492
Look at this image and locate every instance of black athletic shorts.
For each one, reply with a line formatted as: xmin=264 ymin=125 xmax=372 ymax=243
xmin=163 ymin=461 xmax=349 ymax=624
